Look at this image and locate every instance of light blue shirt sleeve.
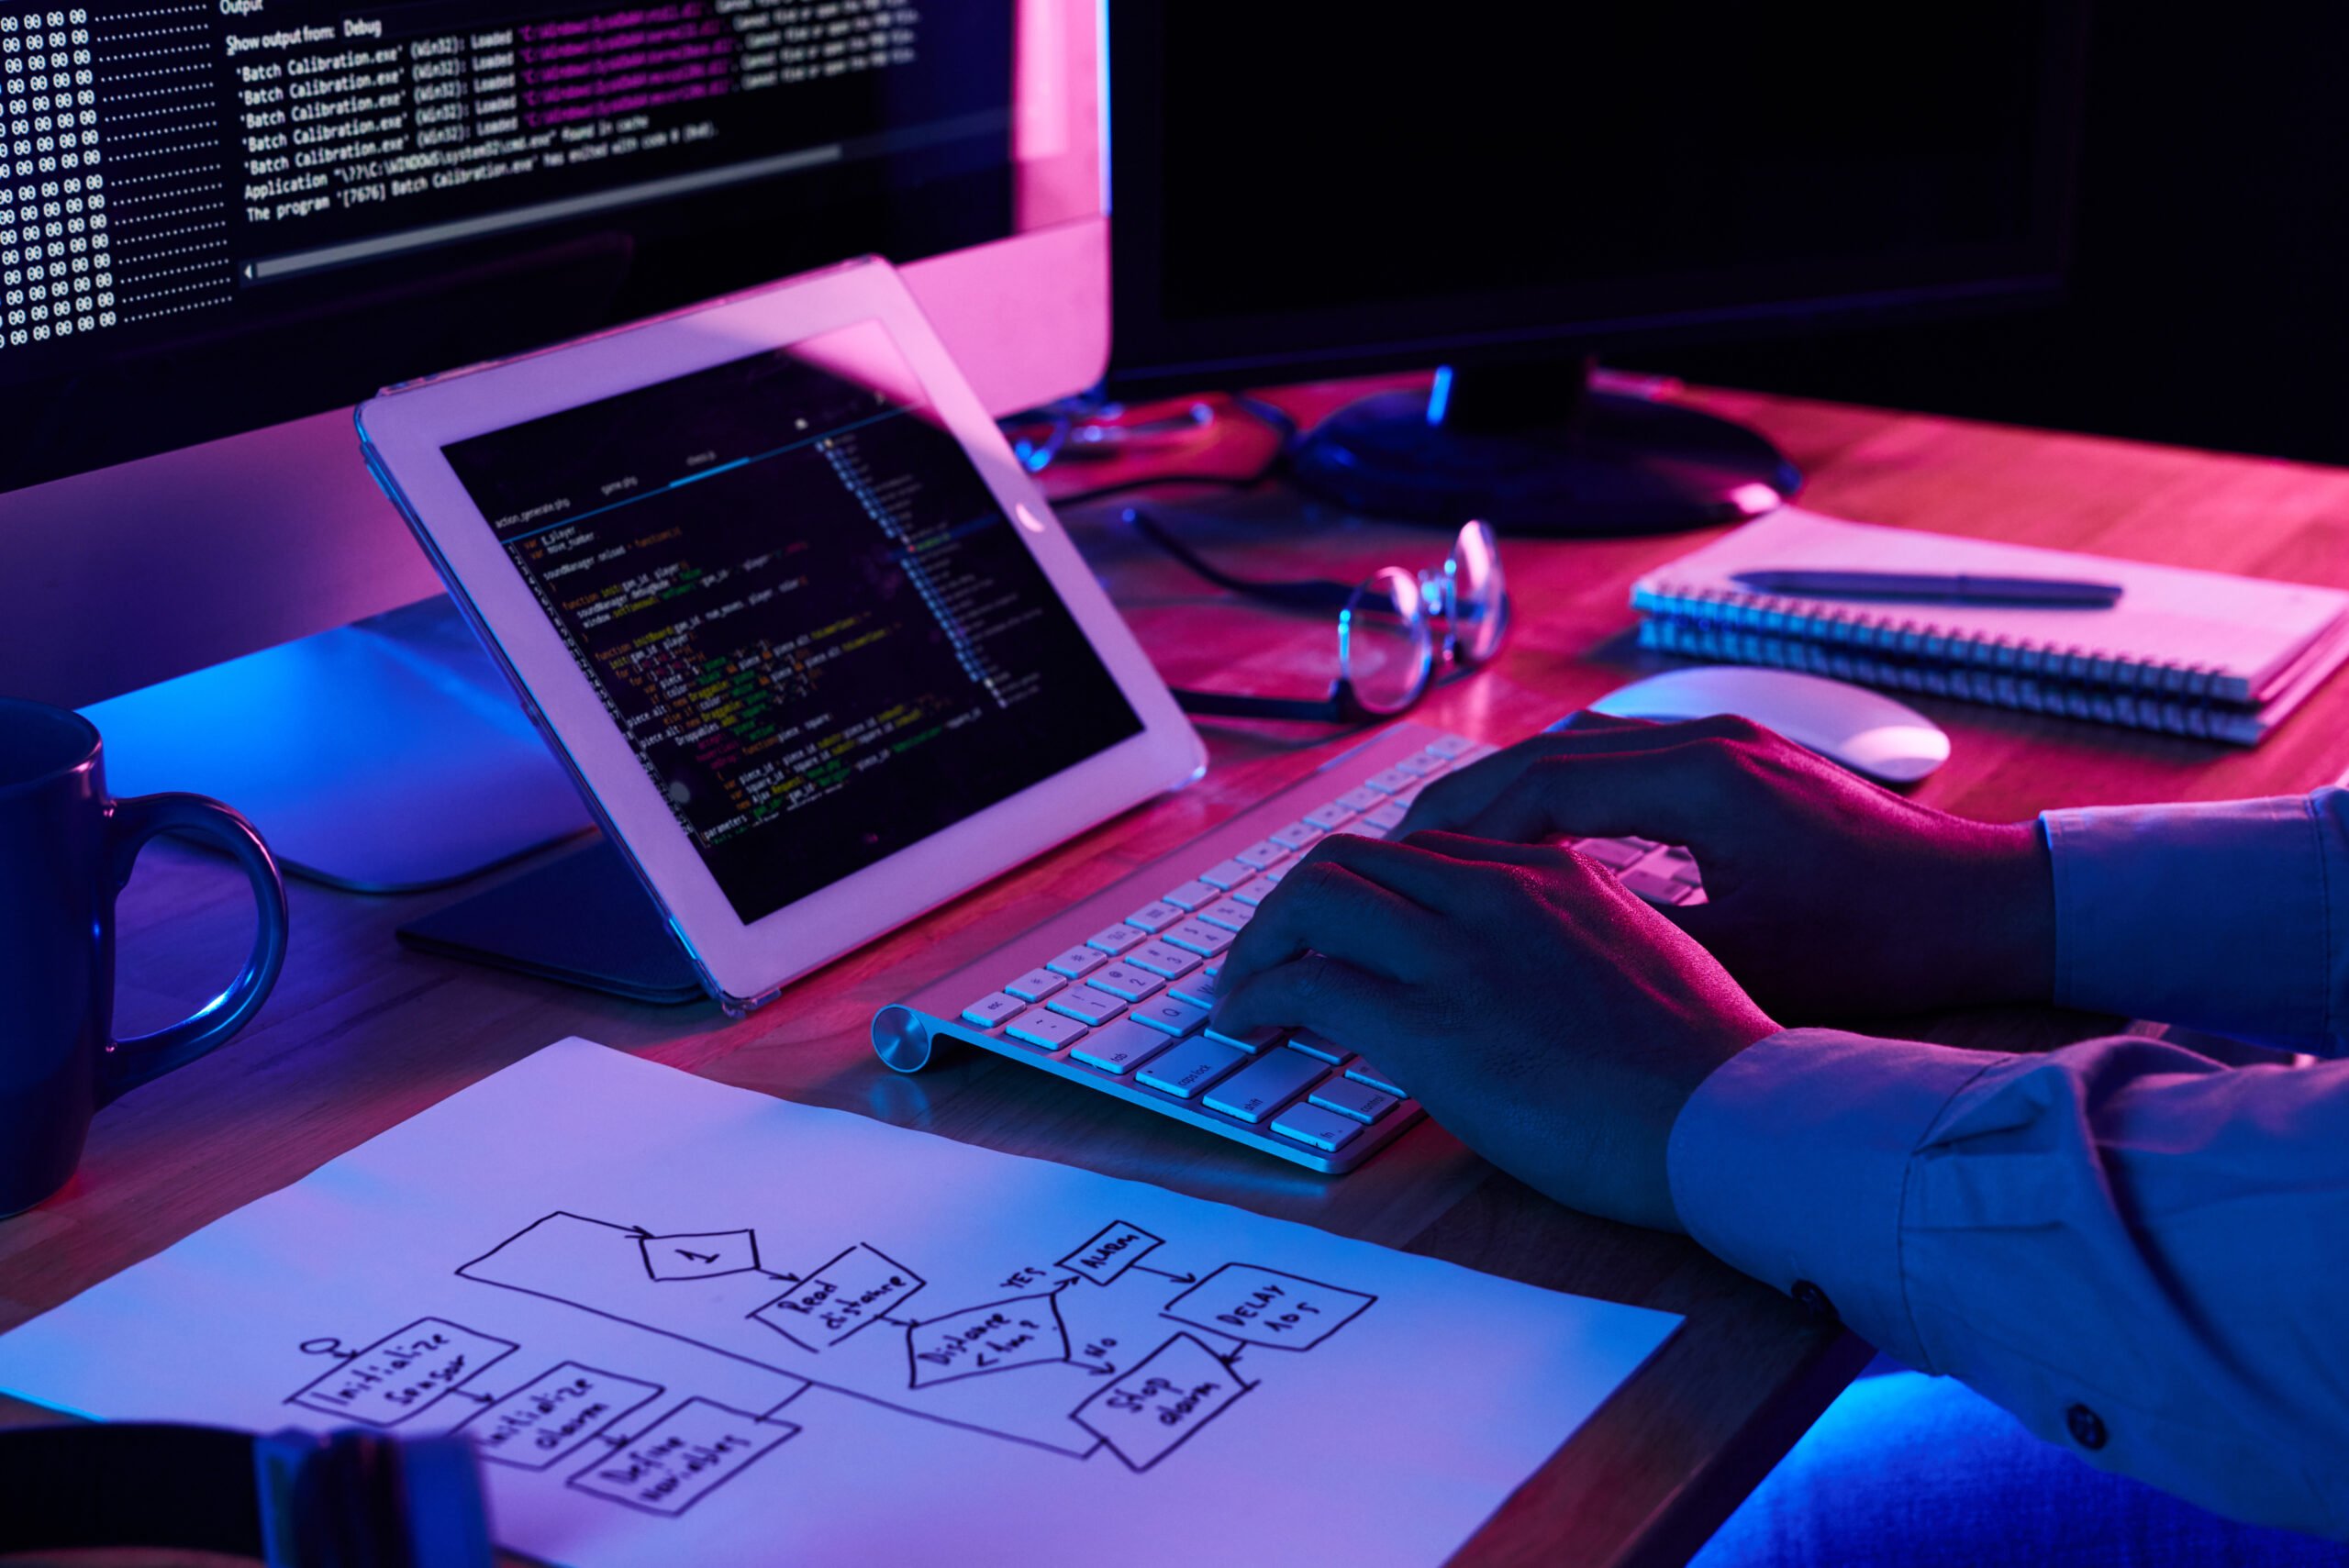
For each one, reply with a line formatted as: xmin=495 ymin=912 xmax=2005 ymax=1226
xmin=1666 ymin=787 xmax=2349 ymax=1539
xmin=2043 ymin=786 xmax=2349 ymax=1054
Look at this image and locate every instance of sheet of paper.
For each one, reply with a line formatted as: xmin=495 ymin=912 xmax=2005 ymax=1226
xmin=0 ymin=1040 xmax=1679 ymax=1568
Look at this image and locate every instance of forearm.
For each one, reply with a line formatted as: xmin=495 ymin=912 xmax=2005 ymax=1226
xmin=1670 ymin=1028 xmax=2349 ymax=1539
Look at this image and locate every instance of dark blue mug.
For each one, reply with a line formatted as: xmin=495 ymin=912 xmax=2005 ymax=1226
xmin=1 ymin=697 xmax=288 ymax=1217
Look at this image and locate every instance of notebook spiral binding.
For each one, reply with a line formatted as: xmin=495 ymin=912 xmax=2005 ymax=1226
xmin=1634 ymin=596 xmax=2261 ymax=744
xmin=1631 ymin=583 xmax=2245 ymax=702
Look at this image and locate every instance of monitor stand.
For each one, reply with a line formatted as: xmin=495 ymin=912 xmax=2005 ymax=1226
xmin=1286 ymin=357 xmax=1801 ymax=536
xmin=84 ymin=595 xmax=596 ymax=894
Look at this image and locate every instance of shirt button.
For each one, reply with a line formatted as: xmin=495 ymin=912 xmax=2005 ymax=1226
xmin=2065 ymin=1403 xmax=2108 ymax=1451
xmin=1789 ymin=1279 xmax=1837 ymax=1320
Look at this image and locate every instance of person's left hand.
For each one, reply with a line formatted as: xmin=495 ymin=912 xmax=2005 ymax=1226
xmin=1209 ymin=829 xmax=1779 ymax=1231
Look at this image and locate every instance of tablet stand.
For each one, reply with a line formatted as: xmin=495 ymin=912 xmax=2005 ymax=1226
xmin=395 ymin=836 xmax=706 ymax=1006
xmin=88 ymin=596 xmax=596 ymax=893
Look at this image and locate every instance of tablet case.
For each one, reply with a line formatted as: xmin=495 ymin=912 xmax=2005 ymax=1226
xmin=396 ymin=837 xmax=704 ymax=1005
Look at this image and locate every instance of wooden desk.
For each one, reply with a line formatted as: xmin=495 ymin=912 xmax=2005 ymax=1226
xmin=7 ymin=383 xmax=2348 ymax=1568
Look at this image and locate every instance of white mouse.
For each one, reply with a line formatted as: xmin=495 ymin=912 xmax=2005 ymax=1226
xmin=1583 ymin=665 xmax=1950 ymax=784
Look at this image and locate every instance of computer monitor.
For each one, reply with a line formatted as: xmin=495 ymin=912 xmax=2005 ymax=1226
xmin=3 ymin=0 xmax=1106 ymax=888
xmin=1105 ymin=3 xmax=2088 ymax=535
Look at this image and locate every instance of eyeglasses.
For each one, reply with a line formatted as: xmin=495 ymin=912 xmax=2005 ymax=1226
xmin=1123 ymin=509 xmax=1510 ymax=723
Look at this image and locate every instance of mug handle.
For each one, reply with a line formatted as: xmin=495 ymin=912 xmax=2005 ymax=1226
xmin=96 ymin=793 xmax=290 ymax=1107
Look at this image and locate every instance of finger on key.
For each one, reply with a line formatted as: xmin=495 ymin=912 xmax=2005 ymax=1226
xmin=1210 ymin=951 xmax=1408 ymax=1059
xmin=1282 ymin=830 xmax=1530 ymax=922
xmin=1456 ymin=741 xmax=1738 ymax=851
xmin=1398 ymin=718 xmax=1674 ymax=837
xmin=1218 ymin=856 xmax=1442 ymax=996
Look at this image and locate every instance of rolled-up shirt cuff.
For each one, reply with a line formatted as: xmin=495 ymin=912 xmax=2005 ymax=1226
xmin=2042 ymin=795 xmax=2332 ymax=1043
xmin=1665 ymin=1028 xmax=2007 ymax=1369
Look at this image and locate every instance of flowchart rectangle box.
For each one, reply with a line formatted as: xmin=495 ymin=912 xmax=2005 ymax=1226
xmin=1058 ymin=1219 xmax=1164 ymax=1286
xmin=1162 ymin=1264 xmax=1375 ymax=1350
xmin=566 ymin=1397 xmax=799 ymax=1517
xmin=752 ymin=1242 xmax=925 ymax=1349
xmin=1071 ymin=1333 xmax=1250 ymax=1473
xmin=457 ymin=1361 xmax=665 ymax=1471
xmin=288 ymin=1318 xmax=518 ymax=1427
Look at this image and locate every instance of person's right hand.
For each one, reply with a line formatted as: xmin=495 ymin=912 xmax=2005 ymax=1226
xmin=1397 ymin=713 xmax=2056 ymax=1019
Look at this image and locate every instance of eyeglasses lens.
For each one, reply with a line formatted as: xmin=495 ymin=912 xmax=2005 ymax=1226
xmin=1340 ymin=566 xmax=1436 ymax=716
xmin=1446 ymin=519 xmax=1508 ymax=665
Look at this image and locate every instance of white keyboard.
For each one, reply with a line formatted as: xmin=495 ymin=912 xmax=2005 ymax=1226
xmin=872 ymin=722 xmax=1708 ymax=1173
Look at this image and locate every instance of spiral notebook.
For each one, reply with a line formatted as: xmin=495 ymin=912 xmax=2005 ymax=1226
xmin=1630 ymin=510 xmax=2349 ymax=743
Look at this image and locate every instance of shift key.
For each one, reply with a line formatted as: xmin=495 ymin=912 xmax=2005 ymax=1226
xmin=1203 ymin=1048 xmax=1327 ymax=1124
xmin=1135 ymin=1036 xmax=1248 ymax=1099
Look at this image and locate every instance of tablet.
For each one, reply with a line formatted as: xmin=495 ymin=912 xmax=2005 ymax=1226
xmin=357 ymin=258 xmax=1204 ymax=1013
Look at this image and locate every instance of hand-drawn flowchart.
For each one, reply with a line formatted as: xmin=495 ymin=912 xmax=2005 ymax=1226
xmin=284 ymin=1213 xmax=1377 ymax=1518
xmin=0 ymin=1040 xmax=1682 ymax=1568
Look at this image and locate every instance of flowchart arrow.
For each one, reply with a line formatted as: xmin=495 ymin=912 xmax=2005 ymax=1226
xmin=1134 ymin=1264 xmax=1198 ymax=1284
xmin=1066 ymin=1359 xmax=1117 ymax=1376
xmin=574 ymin=1215 xmax=655 ymax=1240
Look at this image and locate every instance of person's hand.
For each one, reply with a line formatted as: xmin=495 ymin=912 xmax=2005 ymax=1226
xmin=1396 ymin=714 xmax=2056 ymax=1019
xmin=1208 ymin=830 xmax=1778 ymax=1232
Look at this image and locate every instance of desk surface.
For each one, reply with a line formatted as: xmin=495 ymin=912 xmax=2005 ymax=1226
xmin=8 ymin=382 xmax=2349 ymax=1568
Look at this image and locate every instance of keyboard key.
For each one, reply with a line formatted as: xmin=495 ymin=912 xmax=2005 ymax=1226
xmin=1197 ymin=897 xmax=1256 ymax=931
xmin=1199 ymin=859 xmax=1252 ymax=890
xmin=1130 ymin=995 xmax=1210 ymax=1037
xmin=1072 ymin=1018 xmax=1179 ymax=1075
xmin=1335 ymin=821 xmax=1386 ymax=840
xmin=1310 ymin=1076 xmax=1400 ymax=1124
xmin=1654 ymin=846 xmax=1704 ymax=885
xmin=1621 ymin=866 xmax=1694 ymax=906
xmin=1364 ymin=801 xmax=1408 ymax=830
xmin=1288 ymin=1029 xmax=1349 ymax=1063
xmin=1006 ymin=1007 xmax=1087 ymax=1051
xmin=1426 ymin=733 xmax=1475 ymax=758
xmin=1302 ymin=801 xmax=1356 ymax=830
xmin=1205 ymin=1020 xmax=1285 ymax=1054
xmin=1170 ymin=972 xmax=1219 ymax=1008
xmin=1004 ymin=968 xmax=1066 ymax=1003
xmin=1392 ymin=750 xmax=1446 ymax=777
xmin=1337 ymin=785 xmax=1386 ymax=812
xmin=1459 ymin=741 xmax=1501 ymax=763
xmin=1204 ymin=1048 xmax=1330 ymax=1123
xmin=1047 ymin=984 xmax=1128 ymax=1026
xmin=1268 ymin=820 xmax=1321 ymax=851
xmin=1345 ymin=1058 xmax=1408 ymax=1097
xmin=1163 ymin=879 xmax=1219 ymax=911
xmin=1394 ymin=781 xmax=1430 ymax=806
xmin=961 ymin=992 xmax=1024 ymax=1029
xmin=1235 ymin=840 xmax=1289 ymax=871
xmin=1363 ymin=767 xmax=1416 ymax=794
xmin=1089 ymin=962 xmax=1166 ymax=1003
xmin=1136 ymin=1036 xmax=1250 ymax=1098
xmin=1264 ymin=862 xmax=1298 ymax=884
xmin=1271 ymin=1100 xmax=1363 ymax=1152
xmin=1574 ymin=837 xmax=1648 ymax=869
xmin=1125 ymin=900 xmax=1186 ymax=933
xmin=1231 ymin=876 xmax=1281 ymax=906
xmin=1163 ymin=919 xmax=1234 ymax=957
xmin=1085 ymin=923 xmax=1146 ymax=955
xmin=1127 ymin=940 xmax=1201 ymax=979
xmin=1046 ymin=945 xmax=1107 ymax=979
